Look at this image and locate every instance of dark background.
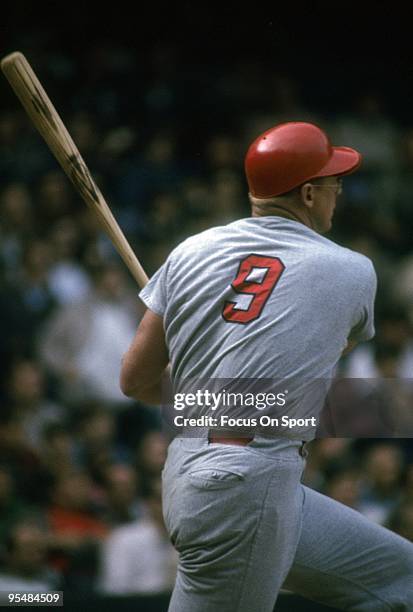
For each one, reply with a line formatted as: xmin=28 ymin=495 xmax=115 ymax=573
xmin=3 ymin=3 xmax=413 ymax=117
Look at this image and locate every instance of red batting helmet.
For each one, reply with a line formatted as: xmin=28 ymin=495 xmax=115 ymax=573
xmin=245 ymin=122 xmax=362 ymax=198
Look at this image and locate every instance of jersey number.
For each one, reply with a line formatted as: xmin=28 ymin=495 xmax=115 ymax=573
xmin=222 ymin=254 xmax=285 ymax=324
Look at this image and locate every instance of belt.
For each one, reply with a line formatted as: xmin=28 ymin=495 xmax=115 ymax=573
xmin=208 ymin=434 xmax=308 ymax=456
xmin=208 ymin=434 xmax=253 ymax=446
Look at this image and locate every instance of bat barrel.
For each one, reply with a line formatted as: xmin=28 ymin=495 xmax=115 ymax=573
xmin=1 ymin=51 xmax=148 ymax=288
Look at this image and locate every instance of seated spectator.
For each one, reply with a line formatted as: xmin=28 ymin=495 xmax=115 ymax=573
xmin=39 ymin=263 xmax=140 ymax=405
xmin=34 ymin=170 xmax=73 ymax=227
xmin=0 ymin=182 xmax=33 ymax=281
xmin=102 ymin=463 xmax=143 ymax=525
xmin=46 ymin=471 xmax=108 ymax=588
xmin=135 ymin=430 xmax=168 ymax=488
xmin=47 ymin=216 xmax=91 ymax=306
xmin=115 ymin=131 xmax=183 ymax=212
xmin=0 ymin=520 xmax=60 ymax=592
xmin=323 ymin=467 xmax=362 ymax=510
xmin=99 ymin=478 xmax=177 ymax=595
xmin=320 ymin=367 xmax=412 ymax=437
xmin=5 ymin=358 xmax=65 ymax=451
xmin=74 ymin=404 xmax=130 ymax=480
xmin=0 ymin=240 xmax=57 ymax=356
xmin=146 ymin=191 xmax=182 ymax=245
xmin=358 ymin=443 xmax=404 ymax=525
xmin=0 ymin=412 xmax=49 ymax=505
xmin=342 ymin=302 xmax=413 ymax=379
xmin=209 ymin=169 xmax=246 ymax=225
xmin=16 ymin=239 xmax=57 ymax=327
xmin=39 ymin=423 xmax=78 ymax=479
xmin=302 ymin=439 xmax=353 ymax=491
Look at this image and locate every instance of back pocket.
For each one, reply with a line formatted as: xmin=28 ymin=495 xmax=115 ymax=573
xmin=188 ymin=468 xmax=245 ymax=490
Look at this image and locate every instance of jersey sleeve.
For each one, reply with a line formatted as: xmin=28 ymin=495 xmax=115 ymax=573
xmin=139 ymin=261 xmax=169 ymax=316
xmin=348 ymin=258 xmax=377 ymax=343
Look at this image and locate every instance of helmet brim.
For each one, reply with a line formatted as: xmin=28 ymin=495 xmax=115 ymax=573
xmin=315 ymin=146 xmax=362 ymax=179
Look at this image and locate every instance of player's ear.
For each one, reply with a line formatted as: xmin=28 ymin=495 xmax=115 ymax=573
xmin=300 ymin=182 xmax=315 ymax=209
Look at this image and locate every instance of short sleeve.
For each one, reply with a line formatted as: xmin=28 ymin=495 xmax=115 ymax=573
xmin=139 ymin=262 xmax=169 ymax=316
xmin=348 ymin=258 xmax=377 ymax=343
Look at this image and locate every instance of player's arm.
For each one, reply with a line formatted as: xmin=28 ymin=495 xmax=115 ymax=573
xmin=120 ymin=308 xmax=169 ymax=404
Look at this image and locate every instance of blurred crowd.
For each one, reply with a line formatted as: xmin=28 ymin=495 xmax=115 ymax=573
xmin=0 ymin=40 xmax=412 ymax=597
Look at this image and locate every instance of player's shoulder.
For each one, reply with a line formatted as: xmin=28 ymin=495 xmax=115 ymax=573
xmin=316 ymin=234 xmax=376 ymax=282
xmin=167 ymin=222 xmax=236 ymax=260
xmin=331 ymin=240 xmax=374 ymax=271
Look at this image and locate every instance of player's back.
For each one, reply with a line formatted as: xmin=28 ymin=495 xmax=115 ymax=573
xmin=142 ymin=216 xmax=376 ymax=383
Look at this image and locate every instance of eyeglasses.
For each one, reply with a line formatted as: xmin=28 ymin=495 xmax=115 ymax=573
xmin=309 ymin=180 xmax=343 ymax=196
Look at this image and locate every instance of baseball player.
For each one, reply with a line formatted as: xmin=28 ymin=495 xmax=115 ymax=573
xmin=120 ymin=122 xmax=413 ymax=611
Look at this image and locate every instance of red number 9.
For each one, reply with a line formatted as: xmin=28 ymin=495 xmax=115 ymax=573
xmin=222 ymin=254 xmax=285 ymax=324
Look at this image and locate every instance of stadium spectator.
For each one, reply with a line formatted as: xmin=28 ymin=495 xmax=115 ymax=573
xmin=5 ymin=358 xmax=64 ymax=451
xmin=0 ymin=182 xmax=33 ymax=280
xmin=343 ymin=302 xmax=413 ymax=379
xmin=99 ymin=478 xmax=177 ymax=595
xmin=39 ymin=263 xmax=139 ymax=405
xmin=358 ymin=443 xmax=405 ymax=525
xmin=39 ymin=423 xmax=77 ymax=479
xmin=47 ymin=216 xmax=91 ymax=305
xmin=15 ymin=240 xmax=57 ymax=341
xmin=46 ymin=471 xmax=108 ymax=589
xmin=323 ymin=467 xmax=362 ymax=510
xmin=0 ymin=520 xmax=60 ymax=592
xmin=74 ymin=405 xmax=130 ymax=482
xmin=102 ymin=463 xmax=143 ymax=525
xmin=135 ymin=430 xmax=168 ymax=488
xmin=0 ymin=412 xmax=49 ymax=505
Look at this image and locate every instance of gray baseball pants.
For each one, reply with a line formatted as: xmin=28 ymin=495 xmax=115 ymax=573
xmin=162 ymin=436 xmax=413 ymax=611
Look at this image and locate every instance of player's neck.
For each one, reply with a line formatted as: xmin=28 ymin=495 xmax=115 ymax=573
xmin=251 ymin=204 xmax=313 ymax=229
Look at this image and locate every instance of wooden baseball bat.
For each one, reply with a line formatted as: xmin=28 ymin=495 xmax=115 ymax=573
xmin=1 ymin=51 xmax=148 ymax=287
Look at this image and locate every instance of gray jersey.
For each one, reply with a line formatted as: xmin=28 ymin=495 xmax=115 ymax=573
xmin=140 ymin=216 xmax=376 ymax=436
